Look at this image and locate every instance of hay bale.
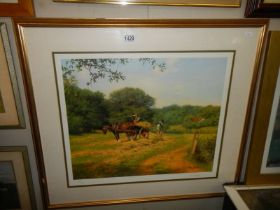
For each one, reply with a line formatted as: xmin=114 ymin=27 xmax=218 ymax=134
xmin=134 ymin=121 xmax=152 ymax=128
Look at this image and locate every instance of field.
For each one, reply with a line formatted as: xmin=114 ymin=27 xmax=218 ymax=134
xmin=70 ymin=131 xmax=215 ymax=179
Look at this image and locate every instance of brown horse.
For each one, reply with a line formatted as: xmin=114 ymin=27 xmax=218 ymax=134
xmin=102 ymin=122 xmax=149 ymax=141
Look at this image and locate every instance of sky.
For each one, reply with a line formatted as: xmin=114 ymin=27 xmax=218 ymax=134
xmin=60 ymin=53 xmax=231 ymax=108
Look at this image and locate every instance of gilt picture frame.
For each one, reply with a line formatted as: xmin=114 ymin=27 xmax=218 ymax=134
xmin=245 ymin=31 xmax=280 ymax=185
xmin=245 ymin=0 xmax=280 ymax=17
xmin=0 ymin=146 xmax=36 ymax=210
xmin=14 ymin=18 xmax=267 ymax=208
xmin=53 ymin=0 xmax=241 ymax=7
xmin=0 ymin=22 xmax=24 ymax=128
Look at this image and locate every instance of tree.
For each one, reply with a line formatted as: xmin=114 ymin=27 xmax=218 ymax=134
xmin=61 ymin=57 xmax=167 ymax=133
xmin=62 ymin=58 xmax=166 ymax=85
xmin=107 ymin=87 xmax=155 ymax=124
xmin=152 ymin=105 xmax=202 ymax=129
xmin=183 ymin=105 xmax=221 ymax=129
xmin=64 ymin=79 xmax=108 ymax=134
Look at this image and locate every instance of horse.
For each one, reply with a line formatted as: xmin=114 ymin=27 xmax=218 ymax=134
xmin=102 ymin=122 xmax=138 ymax=141
xmin=102 ymin=122 xmax=149 ymax=141
xmin=128 ymin=125 xmax=149 ymax=139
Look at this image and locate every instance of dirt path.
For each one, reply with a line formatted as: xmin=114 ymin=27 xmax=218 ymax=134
xmin=138 ymin=146 xmax=203 ymax=175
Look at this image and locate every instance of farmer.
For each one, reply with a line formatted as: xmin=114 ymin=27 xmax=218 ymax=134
xmin=131 ymin=113 xmax=140 ymax=123
xmin=157 ymin=120 xmax=164 ymax=137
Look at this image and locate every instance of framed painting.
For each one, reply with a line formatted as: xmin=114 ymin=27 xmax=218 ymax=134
xmin=245 ymin=0 xmax=280 ymax=17
xmin=0 ymin=0 xmax=34 ymax=16
xmin=0 ymin=22 xmax=24 ymax=128
xmin=0 ymin=146 xmax=36 ymax=210
xmin=224 ymin=185 xmax=280 ymax=210
xmin=14 ymin=18 xmax=267 ymax=208
xmin=53 ymin=0 xmax=241 ymax=7
xmin=245 ymin=31 xmax=280 ymax=185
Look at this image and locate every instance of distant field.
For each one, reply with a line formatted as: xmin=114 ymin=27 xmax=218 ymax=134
xmin=70 ymin=131 xmax=215 ymax=179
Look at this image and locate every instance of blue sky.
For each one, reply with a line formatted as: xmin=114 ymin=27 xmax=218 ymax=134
xmin=61 ymin=54 xmax=230 ymax=108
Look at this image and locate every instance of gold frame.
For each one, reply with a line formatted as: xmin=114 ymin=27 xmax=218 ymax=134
xmin=13 ymin=18 xmax=267 ymax=209
xmin=0 ymin=0 xmax=34 ymax=17
xmin=245 ymin=31 xmax=280 ymax=185
xmin=0 ymin=22 xmax=24 ymax=128
xmin=53 ymin=0 xmax=241 ymax=7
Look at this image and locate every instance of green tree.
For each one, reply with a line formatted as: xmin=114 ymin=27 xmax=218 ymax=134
xmin=183 ymin=105 xmax=221 ymax=129
xmin=198 ymin=105 xmax=220 ymax=127
xmin=64 ymin=79 xmax=108 ymax=134
xmin=153 ymin=105 xmax=202 ymax=130
xmin=107 ymin=87 xmax=155 ymax=123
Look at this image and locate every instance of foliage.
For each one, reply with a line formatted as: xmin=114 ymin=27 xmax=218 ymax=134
xmin=193 ymin=135 xmax=216 ymax=163
xmin=153 ymin=105 xmax=194 ymax=125
xmin=153 ymin=104 xmax=220 ymax=131
xmin=62 ymin=58 xmax=166 ymax=85
xmin=107 ymin=87 xmax=155 ymax=123
xmin=64 ymin=79 xmax=108 ymax=134
xmin=64 ymin=78 xmax=221 ymax=134
xmin=183 ymin=105 xmax=220 ymax=129
xmin=63 ymin=59 xmax=128 ymax=84
xmin=167 ymin=125 xmax=186 ymax=134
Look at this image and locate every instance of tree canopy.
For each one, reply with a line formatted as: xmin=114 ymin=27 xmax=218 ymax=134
xmin=62 ymin=58 xmax=166 ymax=85
xmin=64 ymin=79 xmax=108 ymax=134
xmin=107 ymin=87 xmax=155 ymax=124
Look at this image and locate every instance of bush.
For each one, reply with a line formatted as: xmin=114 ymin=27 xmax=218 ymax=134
xmin=186 ymin=127 xmax=217 ymax=134
xmin=193 ymin=136 xmax=216 ymax=163
xmin=68 ymin=115 xmax=83 ymax=134
xmin=167 ymin=125 xmax=186 ymax=134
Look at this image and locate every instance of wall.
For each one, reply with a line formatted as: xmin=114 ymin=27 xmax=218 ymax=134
xmin=0 ymin=0 xmax=279 ymax=209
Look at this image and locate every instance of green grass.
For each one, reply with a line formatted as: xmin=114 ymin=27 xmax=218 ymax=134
xmin=70 ymin=131 xmax=215 ymax=179
xmin=153 ymin=163 xmax=170 ymax=174
xmin=70 ymin=133 xmax=118 ymax=152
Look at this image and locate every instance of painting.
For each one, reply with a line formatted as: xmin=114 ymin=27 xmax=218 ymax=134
xmin=53 ymin=0 xmax=240 ymax=7
xmin=54 ymin=52 xmax=233 ymax=185
xmin=0 ymin=161 xmax=21 ymax=209
xmin=0 ymin=23 xmax=24 ymax=128
xmin=245 ymin=31 xmax=280 ymax=185
xmin=245 ymin=0 xmax=280 ymax=17
xmin=224 ymin=185 xmax=280 ymax=210
xmin=14 ymin=18 xmax=267 ymax=208
xmin=0 ymin=147 xmax=36 ymax=210
xmin=261 ymin=69 xmax=280 ymax=173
